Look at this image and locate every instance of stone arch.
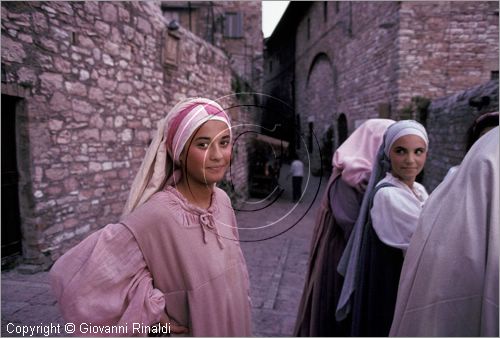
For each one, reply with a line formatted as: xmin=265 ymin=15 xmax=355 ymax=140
xmin=303 ymin=52 xmax=336 ymax=175
xmin=306 ymin=52 xmax=335 ymax=88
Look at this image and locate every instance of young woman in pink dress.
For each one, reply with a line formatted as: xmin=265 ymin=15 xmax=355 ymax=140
xmin=50 ymin=98 xmax=252 ymax=336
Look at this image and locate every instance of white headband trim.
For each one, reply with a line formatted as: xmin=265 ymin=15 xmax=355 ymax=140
xmin=172 ymin=106 xmax=231 ymax=163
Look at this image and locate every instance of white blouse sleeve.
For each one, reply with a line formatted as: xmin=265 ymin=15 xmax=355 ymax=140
xmin=49 ymin=223 xmax=168 ymax=335
xmin=370 ymin=187 xmax=422 ymax=254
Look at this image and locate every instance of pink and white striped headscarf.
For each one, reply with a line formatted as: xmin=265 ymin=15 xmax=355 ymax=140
xmin=122 ymin=98 xmax=231 ymax=216
xmin=166 ymin=99 xmax=232 ymax=163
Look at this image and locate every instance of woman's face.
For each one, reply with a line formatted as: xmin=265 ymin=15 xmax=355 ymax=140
xmin=389 ymin=134 xmax=427 ymax=186
xmin=181 ymin=120 xmax=231 ymax=187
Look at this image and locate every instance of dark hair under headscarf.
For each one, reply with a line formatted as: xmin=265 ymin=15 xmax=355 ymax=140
xmin=467 ymin=112 xmax=499 ymax=151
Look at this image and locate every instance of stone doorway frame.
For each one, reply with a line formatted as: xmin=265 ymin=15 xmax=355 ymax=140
xmin=1 ymin=83 xmax=43 ymax=271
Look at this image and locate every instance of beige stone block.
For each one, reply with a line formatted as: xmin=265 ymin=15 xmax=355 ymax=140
xmin=56 ymin=130 xmax=71 ymax=144
xmin=101 ymin=2 xmax=117 ymax=22
xmin=65 ymin=81 xmax=87 ymax=96
xmin=89 ymin=162 xmax=102 ymax=172
xmin=45 ymin=168 xmax=68 ymax=181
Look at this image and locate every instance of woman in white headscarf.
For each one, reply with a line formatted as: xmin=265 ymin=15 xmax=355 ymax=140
xmin=294 ymin=119 xmax=394 ymax=336
xmin=335 ymin=120 xmax=429 ymax=336
xmin=390 ymin=127 xmax=499 ymax=337
xmin=50 ymin=98 xmax=252 ymax=336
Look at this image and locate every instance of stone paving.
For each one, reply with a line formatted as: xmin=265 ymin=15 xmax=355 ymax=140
xmin=1 ymin=165 xmax=325 ymax=337
xmin=237 ymin=167 xmax=325 ymax=336
xmin=1 ymin=270 xmax=65 ymax=337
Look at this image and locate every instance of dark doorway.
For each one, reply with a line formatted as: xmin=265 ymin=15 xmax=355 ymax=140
xmin=322 ymin=125 xmax=334 ymax=176
xmin=1 ymin=95 xmax=23 ymax=262
xmin=338 ymin=113 xmax=348 ymax=146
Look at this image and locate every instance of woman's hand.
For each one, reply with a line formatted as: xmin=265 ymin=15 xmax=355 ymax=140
xmin=169 ymin=322 xmax=189 ymax=334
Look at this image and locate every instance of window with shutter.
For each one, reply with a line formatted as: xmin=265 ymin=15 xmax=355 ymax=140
xmin=224 ymin=12 xmax=243 ymax=38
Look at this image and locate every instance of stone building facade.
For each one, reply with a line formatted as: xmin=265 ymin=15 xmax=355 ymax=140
xmin=1 ymin=1 xmax=260 ymax=269
xmin=161 ymin=1 xmax=263 ymax=89
xmin=264 ymin=1 xmax=499 ymax=174
xmin=261 ymin=6 xmax=298 ymax=147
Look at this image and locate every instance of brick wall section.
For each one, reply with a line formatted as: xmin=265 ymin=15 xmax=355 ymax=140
xmin=1 ymin=1 xmax=253 ymax=267
xmin=290 ymin=1 xmax=497 ymax=174
xmin=299 ymin=53 xmax=336 ymax=174
xmin=224 ymin=95 xmax=261 ymax=201
xmin=219 ymin=1 xmax=263 ymax=88
xmin=398 ymin=1 xmax=499 ymax=109
xmin=294 ymin=2 xmax=400 ymax=172
xmin=423 ymin=80 xmax=498 ymax=192
xmin=162 ymin=1 xmax=263 ymax=89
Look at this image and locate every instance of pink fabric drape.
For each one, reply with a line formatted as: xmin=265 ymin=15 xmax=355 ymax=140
xmin=332 ymin=119 xmax=394 ymax=192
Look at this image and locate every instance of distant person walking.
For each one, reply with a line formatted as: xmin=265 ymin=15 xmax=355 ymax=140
xmin=289 ymin=156 xmax=304 ymax=202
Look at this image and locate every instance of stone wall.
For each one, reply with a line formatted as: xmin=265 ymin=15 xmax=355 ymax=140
xmin=423 ymin=80 xmax=498 ymax=192
xmin=398 ymin=1 xmax=499 ymax=110
xmin=220 ymin=1 xmax=263 ymax=88
xmin=161 ymin=1 xmax=263 ymax=89
xmin=290 ymin=1 xmax=497 ymax=174
xmin=294 ymin=2 xmax=400 ymax=173
xmin=1 ymin=1 xmax=253 ymax=268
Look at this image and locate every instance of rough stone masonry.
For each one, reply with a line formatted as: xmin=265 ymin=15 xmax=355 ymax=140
xmin=1 ymin=1 xmax=256 ymax=268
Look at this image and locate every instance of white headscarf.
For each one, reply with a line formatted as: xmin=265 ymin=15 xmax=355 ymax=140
xmin=122 ymin=98 xmax=231 ymax=216
xmin=384 ymin=120 xmax=428 ymax=157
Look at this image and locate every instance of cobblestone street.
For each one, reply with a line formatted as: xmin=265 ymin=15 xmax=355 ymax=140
xmin=1 ymin=165 xmax=325 ymax=337
xmin=238 ymin=165 xmax=324 ymax=336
